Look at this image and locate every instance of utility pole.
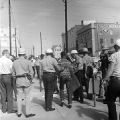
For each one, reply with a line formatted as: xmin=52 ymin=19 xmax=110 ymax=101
xmin=40 ymin=32 xmax=42 ymax=54
xmin=33 ymin=45 xmax=35 ymax=56
xmin=14 ymin=28 xmax=17 ymax=57
xmin=9 ymin=0 xmax=12 ymax=55
xmin=63 ymin=0 xmax=68 ymax=52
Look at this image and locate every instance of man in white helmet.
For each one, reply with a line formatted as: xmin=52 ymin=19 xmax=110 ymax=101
xmin=12 ymin=48 xmax=35 ymax=118
xmin=82 ymin=47 xmax=94 ymax=99
xmin=40 ymin=48 xmax=61 ymax=111
xmin=103 ymin=39 xmax=120 ymax=120
xmin=71 ymin=50 xmax=84 ymax=103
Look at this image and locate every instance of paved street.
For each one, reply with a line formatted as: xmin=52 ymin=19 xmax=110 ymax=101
xmin=0 ymin=78 xmax=108 ymax=120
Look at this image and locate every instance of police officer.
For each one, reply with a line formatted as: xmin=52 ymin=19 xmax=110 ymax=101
xmin=82 ymin=48 xmax=94 ymax=99
xmin=12 ymin=48 xmax=35 ymax=118
xmin=103 ymin=39 xmax=120 ymax=120
xmin=71 ymin=50 xmax=84 ymax=103
xmin=40 ymin=49 xmax=61 ymax=111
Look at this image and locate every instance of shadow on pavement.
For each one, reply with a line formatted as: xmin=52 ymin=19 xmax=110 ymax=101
xmin=76 ymin=105 xmax=108 ymax=120
xmin=32 ymin=97 xmax=45 ymax=110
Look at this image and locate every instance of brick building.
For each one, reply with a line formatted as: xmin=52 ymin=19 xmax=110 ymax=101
xmin=77 ymin=23 xmax=120 ymax=56
xmin=61 ymin=25 xmax=83 ymax=52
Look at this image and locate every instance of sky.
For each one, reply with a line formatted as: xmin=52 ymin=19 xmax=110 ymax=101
xmin=1 ymin=0 xmax=120 ymax=55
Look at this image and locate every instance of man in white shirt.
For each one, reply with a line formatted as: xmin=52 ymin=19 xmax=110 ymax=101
xmin=0 ymin=49 xmax=15 ymax=113
xmin=104 ymin=39 xmax=120 ymax=120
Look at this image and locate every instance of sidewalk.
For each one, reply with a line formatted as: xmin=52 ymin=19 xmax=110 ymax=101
xmin=0 ymin=78 xmax=108 ymax=120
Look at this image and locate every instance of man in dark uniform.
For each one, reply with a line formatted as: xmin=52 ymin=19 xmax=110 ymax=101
xmin=40 ymin=49 xmax=61 ymax=111
xmin=103 ymin=39 xmax=120 ymax=120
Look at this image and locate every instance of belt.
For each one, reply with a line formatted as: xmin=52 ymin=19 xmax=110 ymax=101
xmin=43 ymin=72 xmax=55 ymax=74
xmin=1 ymin=74 xmax=11 ymax=76
xmin=110 ymin=76 xmax=120 ymax=82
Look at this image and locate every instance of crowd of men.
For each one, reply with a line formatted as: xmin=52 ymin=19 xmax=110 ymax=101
xmin=1 ymin=39 xmax=120 ymax=120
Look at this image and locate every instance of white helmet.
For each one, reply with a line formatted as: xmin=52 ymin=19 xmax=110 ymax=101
xmin=18 ymin=48 xmax=26 ymax=55
xmin=71 ymin=50 xmax=78 ymax=54
xmin=115 ymin=39 xmax=120 ymax=47
xmin=46 ymin=48 xmax=53 ymax=53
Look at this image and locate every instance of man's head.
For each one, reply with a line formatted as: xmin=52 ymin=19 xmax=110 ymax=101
xmin=82 ymin=47 xmax=89 ymax=55
xmin=114 ymin=39 xmax=120 ymax=52
xmin=18 ymin=48 xmax=26 ymax=56
xmin=71 ymin=50 xmax=78 ymax=58
xmin=2 ymin=49 xmax=10 ymax=58
xmin=45 ymin=49 xmax=53 ymax=56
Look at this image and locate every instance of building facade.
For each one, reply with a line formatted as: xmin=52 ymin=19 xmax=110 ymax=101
xmin=61 ymin=25 xmax=83 ymax=52
xmin=77 ymin=23 xmax=120 ymax=56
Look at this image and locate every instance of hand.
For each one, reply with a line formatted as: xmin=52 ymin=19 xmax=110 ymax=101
xmin=102 ymin=77 xmax=109 ymax=85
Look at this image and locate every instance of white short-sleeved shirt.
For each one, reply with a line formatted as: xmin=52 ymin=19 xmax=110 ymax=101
xmin=0 ymin=56 xmax=13 ymax=74
xmin=109 ymin=51 xmax=120 ymax=77
xmin=40 ymin=56 xmax=58 ymax=73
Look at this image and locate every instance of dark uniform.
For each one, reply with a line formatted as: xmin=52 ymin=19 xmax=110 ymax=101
xmin=40 ymin=51 xmax=60 ymax=111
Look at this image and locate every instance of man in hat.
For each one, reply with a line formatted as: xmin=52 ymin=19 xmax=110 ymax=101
xmin=103 ymin=39 xmax=120 ymax=120
xmin=82 ymin=47 xmax=94 ymax=99
xmin=40 ymin=48 xmax=61 ymax=111
xmin=12 ymin=48 xmax=35 ymax=118
xmin=71 ymin=50 xmax=84 ymax=103
xmin=0 ymin=49 xmax=16 ymax=113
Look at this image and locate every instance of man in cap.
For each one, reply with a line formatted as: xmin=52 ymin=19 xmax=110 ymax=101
xmin=40 ymin=48 xmax=61 ymax=111
xmin=71 ymin=49 xmax=84 ymax=103
xmin=0 ymin=49 xmax=16 ymax=113
xmin=103 ymin=39 xmax=120 ymax=120
xmin=82 ymin=47 xmax=94 ymax=99
xmin=12 ymin=48 xmax=35 ymax=117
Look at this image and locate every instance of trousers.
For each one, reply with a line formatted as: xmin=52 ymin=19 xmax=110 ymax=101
xmin=74 ymin=70 xmax=84 ymax=101
xmin=106 ymin=76 xmax=120 ymax=120
xmin=0 ymin=74 xmax=13 ymax=112
xmin=17 ymin=86 xmax=31 ymax=114
xmin=43 ymin=72 xmax=55 ymax=109
xmin=59 ymin=76 xmax=72 ymax=104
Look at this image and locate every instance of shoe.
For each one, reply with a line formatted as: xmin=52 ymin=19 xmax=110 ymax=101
xmin=68 ymin=104 xmax=72 ymax=109
xmin=60 ymin=102 xmax=64 ymax=107
xmin=46 ymin=108 xmax=55 ymax=111
xmin=17 ymin=114 xmax=22 ymax=117
xmin=7 ymin=110 xmax=17 ymax=114
xmin=25 ymin=114 xmax=35 ymax=118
